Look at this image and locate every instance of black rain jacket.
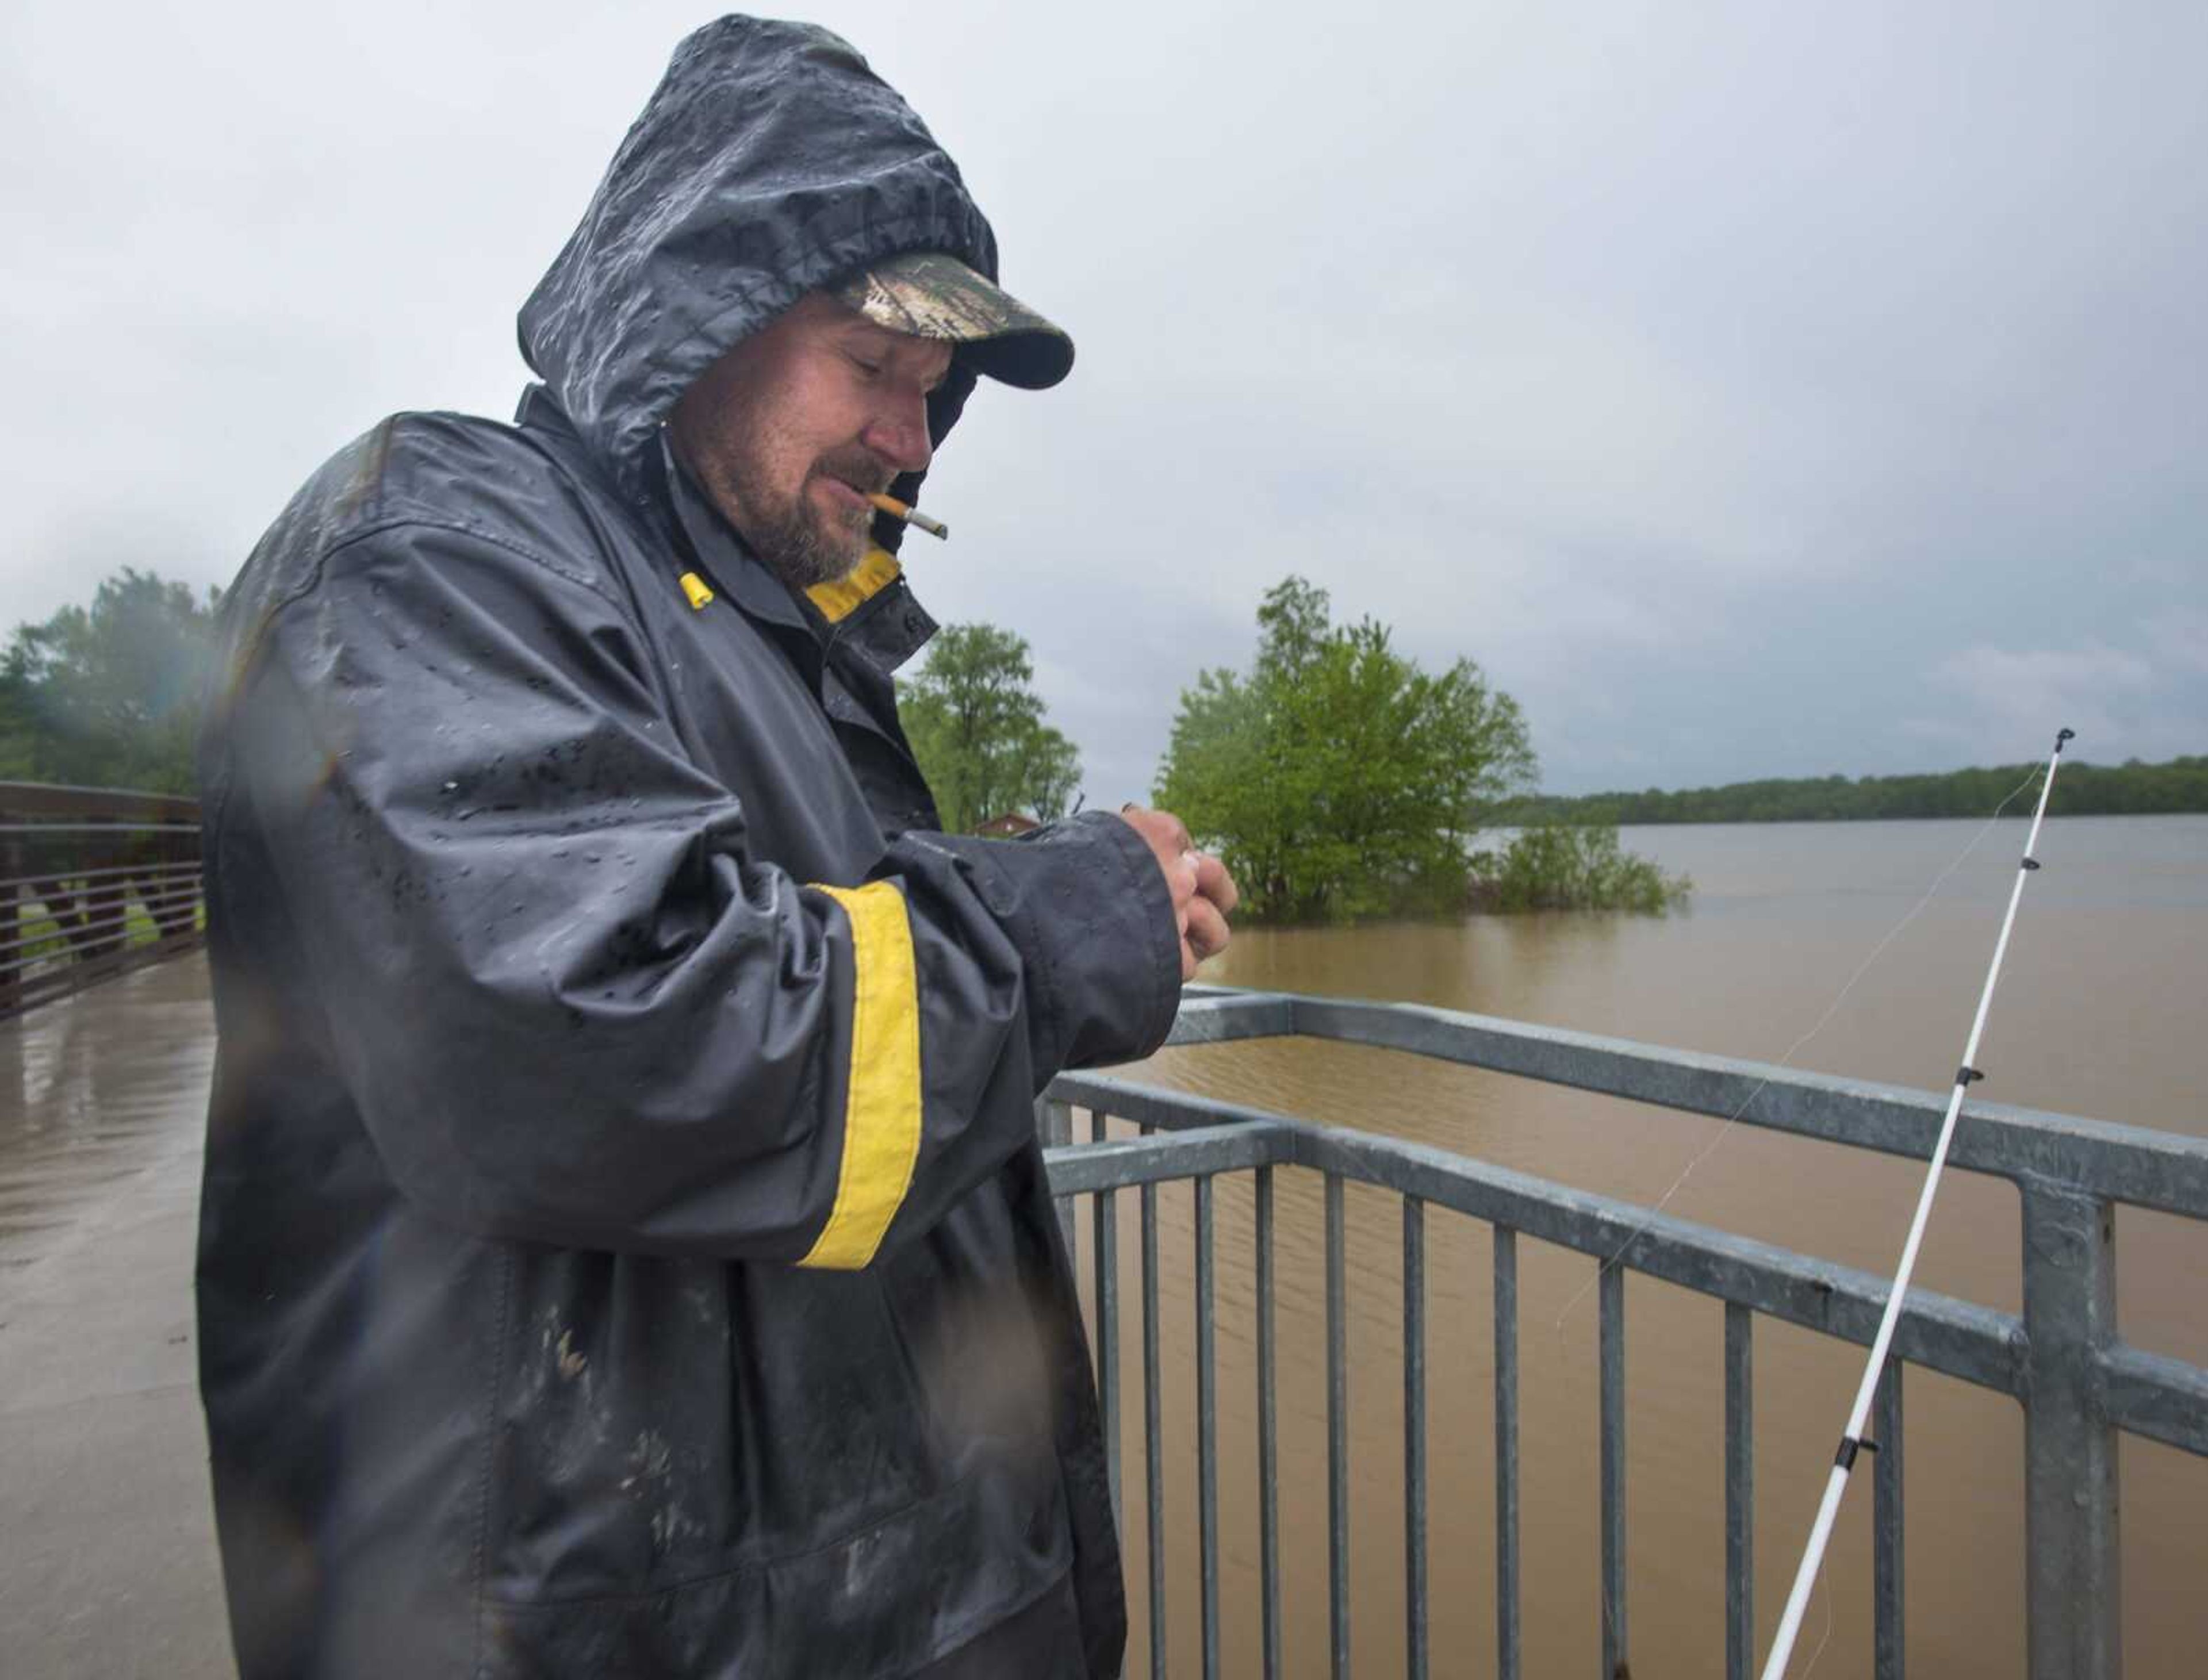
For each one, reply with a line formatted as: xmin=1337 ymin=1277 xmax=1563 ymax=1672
xmin=195 ymin=19 xmax=1171 ymax=1678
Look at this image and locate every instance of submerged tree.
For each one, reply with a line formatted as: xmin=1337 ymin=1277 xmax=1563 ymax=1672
xmin=1155 ymin=576 xmax=1538 ymax=922
xmin=1467 ymin=823 xmax=1690 ymax=914
xmin=899 ymin=623 xmax=1083 ymax=834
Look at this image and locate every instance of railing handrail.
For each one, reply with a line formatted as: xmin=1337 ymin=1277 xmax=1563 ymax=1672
xmin=1156 ymin=987 xmax=2208 ymax=1217
xmin=0 ymin=779 xmax=200 ymax=823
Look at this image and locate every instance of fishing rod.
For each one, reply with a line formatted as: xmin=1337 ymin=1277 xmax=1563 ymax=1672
xmin=1758 ymin=726 xmax=2075 ymax=1679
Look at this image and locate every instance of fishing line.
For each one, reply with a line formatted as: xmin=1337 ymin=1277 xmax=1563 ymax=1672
xmin=1797 ymin=1575 xmax=1837 ymax=1680
xmin=1549 ymin=761 xmax=2048 ymax=1337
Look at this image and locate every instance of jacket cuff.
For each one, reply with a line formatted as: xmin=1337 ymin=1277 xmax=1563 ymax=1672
xmin=921 ymin=811 xmax=1182 ymax=1086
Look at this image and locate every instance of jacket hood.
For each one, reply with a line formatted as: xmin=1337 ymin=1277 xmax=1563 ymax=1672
xmin=518 ymin=17 xmax=994 ymax=512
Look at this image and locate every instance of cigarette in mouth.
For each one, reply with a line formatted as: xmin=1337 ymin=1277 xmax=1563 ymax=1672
xmin=867 ymin=493 xmax=949 ymax=540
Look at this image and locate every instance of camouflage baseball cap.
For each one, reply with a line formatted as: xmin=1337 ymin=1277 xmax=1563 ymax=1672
xmin=831 ymin=251 xmax=1074 ymax=390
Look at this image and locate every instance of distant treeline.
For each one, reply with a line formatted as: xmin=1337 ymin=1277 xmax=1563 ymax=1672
xmin=1492 ymin=755 xmax=2208 ymax=826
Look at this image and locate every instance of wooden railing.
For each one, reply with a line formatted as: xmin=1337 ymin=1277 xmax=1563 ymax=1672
xmin=0 ymin=782 xmax=202 ymax=1018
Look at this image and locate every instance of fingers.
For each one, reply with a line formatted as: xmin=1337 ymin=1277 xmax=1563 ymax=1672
xmin=1117 ymin=806 xmax=1178 ymax=879
xmin=1115 ymin=805 xmax=1232 ymax=976
xmin=1120 ymin=803 xmax=1194 ymax=858
xmin=1168 ymin=847 xmax=1199 ymax=910
xmin=1191 ymin=850 xmax=1239 ymax=915
xmin=1184 ymin=893 xmax=1230 ymax=964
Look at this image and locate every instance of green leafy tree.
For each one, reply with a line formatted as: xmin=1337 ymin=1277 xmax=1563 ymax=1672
xmin=3 ymin=569 xmax=220 ymax=794
xmin=1009 ymin=718 xmax=1082 ymax=827
xmin=1155 ymin=576 xmax=1539 ymax=922
xmin=899 ymin=623 xmax=1084 ymax=833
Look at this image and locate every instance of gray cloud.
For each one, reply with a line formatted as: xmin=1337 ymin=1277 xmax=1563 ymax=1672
xmin=1907 ymin=620 xmax=2207 ymax=764
xmin=5 ymin=0 xmax=2202 ymax=802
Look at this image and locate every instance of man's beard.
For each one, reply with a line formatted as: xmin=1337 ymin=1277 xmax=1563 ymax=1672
xmin=724 ymin=443 xmax=888 ymax=592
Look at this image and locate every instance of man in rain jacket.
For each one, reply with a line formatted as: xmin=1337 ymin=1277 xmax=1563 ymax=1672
xmin=195 ymin=18 xmax=1233 ymax=1677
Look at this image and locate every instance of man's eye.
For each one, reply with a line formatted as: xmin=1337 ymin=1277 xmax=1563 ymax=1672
xmin=848 ymin=353 xmax=883 ymax=378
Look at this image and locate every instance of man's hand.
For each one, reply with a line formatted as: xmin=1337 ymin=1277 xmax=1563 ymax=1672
xmin=1117 ymin=806 xmax=1240 ymax=981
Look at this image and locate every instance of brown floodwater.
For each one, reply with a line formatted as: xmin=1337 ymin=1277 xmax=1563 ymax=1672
xmin=1079 ymin=815 xmax=2208 ymax=1679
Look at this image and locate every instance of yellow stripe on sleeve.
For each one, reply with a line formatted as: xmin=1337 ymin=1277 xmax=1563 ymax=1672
xmin=798 ymin=880 xmax=923 ymax=1269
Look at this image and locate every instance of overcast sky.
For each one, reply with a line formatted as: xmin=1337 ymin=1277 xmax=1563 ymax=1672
xmin=3 ymin=1 xmax=2202 ymax=799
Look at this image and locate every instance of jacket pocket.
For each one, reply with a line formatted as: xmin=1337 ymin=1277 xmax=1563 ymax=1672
xmin=873 ymin=1184 xmax=1059 ymax=1474
xmin=483 ymin=1247 xmax=960 ymax=1604
xmin=478 ymin=1445 xmax=1072 ymax=1680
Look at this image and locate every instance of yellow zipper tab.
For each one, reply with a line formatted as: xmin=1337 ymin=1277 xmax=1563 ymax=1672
xmin=679 ymin=571 xmax=715 ymax=611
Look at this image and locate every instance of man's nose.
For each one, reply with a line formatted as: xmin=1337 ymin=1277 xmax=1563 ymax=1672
xmin=858 ymin=390 xmax=933 ymax=475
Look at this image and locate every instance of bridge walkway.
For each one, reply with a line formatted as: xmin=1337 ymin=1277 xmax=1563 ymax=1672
xmin=0 ymin=953 xmax=230 ymax=1678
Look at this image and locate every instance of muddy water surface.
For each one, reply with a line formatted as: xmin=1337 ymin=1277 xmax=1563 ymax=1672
xmin=1087 ymin=815 xmax=2207 ymax=1678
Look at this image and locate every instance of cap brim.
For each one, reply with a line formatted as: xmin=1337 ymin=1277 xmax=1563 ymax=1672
xmin=832 ymin=251 xmax=1074 ymax=390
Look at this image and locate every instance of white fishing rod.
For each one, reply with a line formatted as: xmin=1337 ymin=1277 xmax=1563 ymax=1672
xmin=1758 ymin=726 xmax=2075 ymax=1679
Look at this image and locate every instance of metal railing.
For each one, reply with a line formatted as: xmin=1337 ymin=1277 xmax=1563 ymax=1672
xmin=1038 ymin=988 xmax=2208 ymax=1680
xmin=0 ymin=781 xmax=204 ymax=1018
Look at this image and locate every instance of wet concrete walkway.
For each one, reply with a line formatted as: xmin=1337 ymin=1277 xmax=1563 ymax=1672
xmin=0 ymin=954 xmax=233 ymax=1678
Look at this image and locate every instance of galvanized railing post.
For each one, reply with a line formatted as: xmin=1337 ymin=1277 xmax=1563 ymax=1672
xmin=1141 ymin=1127 xmax=1167 ymax=1680
xmin=1403 ymin=1197 xmax=1428 ymax=1680
xmin=1598 ymin=1262 xmax=1628 ymax=1679
xmin=1873 ymin=1357 xmax=1905 ymax=1679
xmin=1256 ymin=1164 xmax=1282 ymax=1678
xmin=1196 ymin=1175 xmax=1220 ymax=1679
xmin=1094 ymin=1181 xmax=1121 ymax=1532
xmin=1724 ymin=1303 xmax=1753 ymax=1680
xmin=1494 ymin=1226 xmax=1522 ymax=1680
xmin=1039 ymin=1098 xmax=1075 ymax=1259
xmin=2019 ymin=1180 xmax=2121 ymax=1680
xmin=1327 ymin=1173 xmax=1351 ymax=1679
